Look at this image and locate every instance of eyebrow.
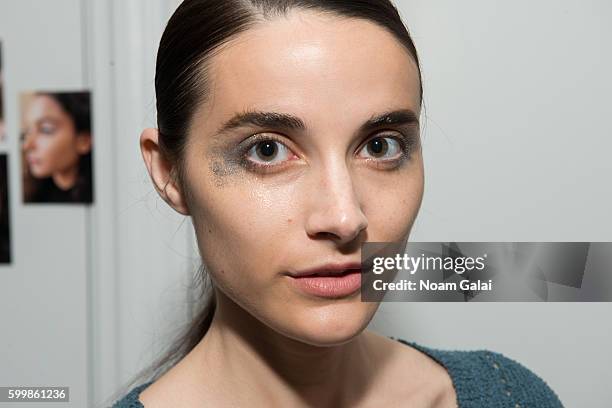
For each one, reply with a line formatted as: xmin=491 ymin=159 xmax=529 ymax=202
xmin=36 ymin=117 xmax=60 ymax=125
xmin=214 ymin=108 xmax=419 ymax=137
xmin=216 ymin=110 xmax=306 ymax=135
xmin=361 ymin=109 xmax=420 ymax=132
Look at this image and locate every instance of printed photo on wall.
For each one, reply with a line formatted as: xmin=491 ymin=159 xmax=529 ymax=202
xmin=0 ymin=154 xmax=10 ymax=263
xmin=20 ymin=91 xmax=94 ymax=204
xmin=0 ymin=41 xmax=5 ymax=142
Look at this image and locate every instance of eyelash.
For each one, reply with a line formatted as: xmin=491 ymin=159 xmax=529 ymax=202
xmin=239 ymin=132 xmax=418 ymax=174
xmin=359 ymin=133 xmax=418 ymax=169
xmin=40 ymin=125 xmax=56 ymax=135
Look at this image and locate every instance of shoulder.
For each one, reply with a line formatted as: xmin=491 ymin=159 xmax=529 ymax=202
xmin=111 ymin=381 xmax=152 ymax=408
xmin=395 ymin=338 xmax=565 ymax=408
xmin=486 ymin=350 xmax=564 ymax=407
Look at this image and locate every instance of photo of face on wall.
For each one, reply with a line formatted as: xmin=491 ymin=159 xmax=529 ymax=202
xmin=20 ymin=91 xmax=94 ymax=204
xmin=0 ymin=154 xmax=10 ymax=264
xmin=0 ymin=42 xmax=6 ymax=142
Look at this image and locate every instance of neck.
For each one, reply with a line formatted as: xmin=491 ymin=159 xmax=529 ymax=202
xmin=192 ymin=290 xmax=376 ymax=407
xmin=52 ymin=166 xmax=78 ymax=190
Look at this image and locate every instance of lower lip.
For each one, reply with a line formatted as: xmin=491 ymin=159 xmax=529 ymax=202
xmin=288 ymin=270 xmax=362 ymax=298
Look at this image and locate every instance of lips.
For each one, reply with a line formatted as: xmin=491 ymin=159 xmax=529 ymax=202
xmin=301 ymin=269 xmax=359 ymax=277
xmin=288 ymin=262 xmax=362 ymax=278
xmin=287 ymin=266 xmax=362 ymax=298
xmin=26 ymin=155 xmax=41 ymax=165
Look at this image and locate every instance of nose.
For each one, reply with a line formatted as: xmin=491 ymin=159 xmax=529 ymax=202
xmin=22 ymin=132 xmax=36 ymax=151
xmin=304 ymin=160 xmax=368 ymax=246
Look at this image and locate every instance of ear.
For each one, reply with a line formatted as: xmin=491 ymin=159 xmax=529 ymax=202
xmin=75 ymin=132 xmax=92 ymax=154
xmin=140 ymin=128 xmax=190 ymax=215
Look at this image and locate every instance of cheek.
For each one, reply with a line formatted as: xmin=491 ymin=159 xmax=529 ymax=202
xmin=190 ymin=178 xmax=296 ymax=283
xmin=34 ymin=137 xmax=53 ymax=157
xmin=189 ymin=181 xmax=305 ymax=332
xmin=359 ymin=160 xmax=424 ymax=242
xmin=37 ymin=135 xmax=61 ymax=157
xmin=45 ymin=133 xmax=80 ymax=166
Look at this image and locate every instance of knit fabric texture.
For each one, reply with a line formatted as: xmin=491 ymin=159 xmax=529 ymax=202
xmin=112 ymin=338 xmax=564 ymax=407
xmin=398 ymin=338 xmax=564 ymax=408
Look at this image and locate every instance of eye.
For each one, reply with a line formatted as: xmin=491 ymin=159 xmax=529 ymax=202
xmin=358 ymin=135 xmax=403 ymax=160
xmin=39 ymin=122 xmax=56 ymax=135
xmin=245 ymin=139 xmax=294 ymax=167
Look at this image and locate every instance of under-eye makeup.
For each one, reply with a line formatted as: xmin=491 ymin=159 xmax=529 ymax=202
xmin=208 ymin=133 xmax=296 ymax=181
xmin=207 ymin=150 xmax=245 ymax=187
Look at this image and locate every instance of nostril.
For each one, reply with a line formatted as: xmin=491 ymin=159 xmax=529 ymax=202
xmin=315 ymin=232 xmax=338 ymax=240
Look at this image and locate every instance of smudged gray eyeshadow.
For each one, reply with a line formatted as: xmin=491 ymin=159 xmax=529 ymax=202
xmin=206 ymin=142 xmax=251 ymax=187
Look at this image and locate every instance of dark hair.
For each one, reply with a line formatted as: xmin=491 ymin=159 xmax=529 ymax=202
xmin=50 ymin=92 xmax=92 ymax=134
xmin=0 ymin=154 xmax=10 ymax=263
xmin=23 ymin=92 xmax=93 ymax=203
xmin=123 ymin=0 xmax=422 ymax=394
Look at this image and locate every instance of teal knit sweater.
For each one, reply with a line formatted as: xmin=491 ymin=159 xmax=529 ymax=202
xmin=113 ymin=338 xmax=564 ymax=407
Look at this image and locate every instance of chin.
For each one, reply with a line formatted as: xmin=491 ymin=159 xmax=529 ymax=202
xmin=29 ymin=167 xmax=50 ymax=179
xmin=279 ymin=300 xmax=378 ymax=347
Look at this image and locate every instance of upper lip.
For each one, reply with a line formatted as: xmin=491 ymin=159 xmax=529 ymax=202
xmin=287 ymin=261 xmax=362 ymax=277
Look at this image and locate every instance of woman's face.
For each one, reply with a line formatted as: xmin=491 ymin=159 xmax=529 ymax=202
xmin=181 ymin=11 xmax=423 ymax=345
xmin=22 ymin=95 xmax=89 ymax=179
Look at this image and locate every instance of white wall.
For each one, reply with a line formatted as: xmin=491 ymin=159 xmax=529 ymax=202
xmin=84 ymin=1 xmax=191 ymax=406
xmin=0 ymin=1 xmax=610 ymax=408
xmin=0 ymin=1 xmax=188 ymax=407
xmin=0 ymin=1 xmax=90 ymax=407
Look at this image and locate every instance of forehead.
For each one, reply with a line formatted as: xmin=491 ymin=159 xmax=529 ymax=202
xmin=26 ymin=95 xmax=64 ymax=119
xmin=199 ymin=10 xmax=421 ymax=129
